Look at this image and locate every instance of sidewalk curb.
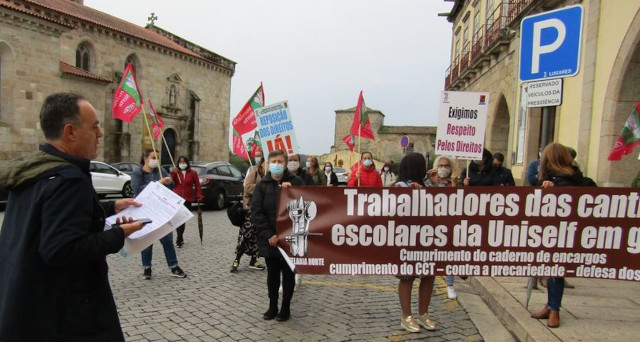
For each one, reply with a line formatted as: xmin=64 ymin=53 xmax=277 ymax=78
xmin=469 ymin=277 xmax=560 ymax=342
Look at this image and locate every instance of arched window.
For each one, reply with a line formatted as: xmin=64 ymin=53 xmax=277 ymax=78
xmin=125 ymin=54 xmax=138 ymax=74
xmin=75 ymin=43 xmax=91 ymax=71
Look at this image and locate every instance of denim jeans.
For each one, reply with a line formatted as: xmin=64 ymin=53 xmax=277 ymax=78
xmin=141 ymin=232 xmax=178 ymax=269
xmin=547 ymin=277 xmax=565 ymax=311
xmin=446 ymin=275 xmax=454 ymax=286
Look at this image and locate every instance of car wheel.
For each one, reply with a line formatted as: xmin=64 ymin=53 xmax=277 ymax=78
xmin=122 ymin=182 xmax=135 ymax=198
xmin=212 ymin=190 xmax=226 ymax=210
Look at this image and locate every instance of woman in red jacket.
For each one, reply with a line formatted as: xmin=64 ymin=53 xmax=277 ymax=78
xmin=347 ymin=152 xmax=383 ymax=187
xmin=171 ymin=156 xmax=203 ymax=248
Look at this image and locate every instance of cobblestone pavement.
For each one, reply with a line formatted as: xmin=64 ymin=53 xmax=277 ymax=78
xmin=0 ymin=208 xmax=484 ymax=341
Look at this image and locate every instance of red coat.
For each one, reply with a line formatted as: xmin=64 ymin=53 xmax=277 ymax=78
xmin=171 ymin=169 xmax=203 ymax=203
xmin=347 ymin=164 xmax=382 ymax=187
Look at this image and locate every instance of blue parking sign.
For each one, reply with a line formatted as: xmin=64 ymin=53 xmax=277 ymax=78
xmin=519 ymin=5 xmax=583 ymax=82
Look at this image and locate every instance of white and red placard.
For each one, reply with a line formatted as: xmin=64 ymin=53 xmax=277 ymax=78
xmin=435 ymin=91 xmax=490 ymax=160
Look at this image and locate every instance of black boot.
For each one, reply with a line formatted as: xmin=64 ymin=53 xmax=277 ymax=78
xmin=276 ymin=302 xmax=290 ymax=322
xmin=263 ymin=299 xmax=278 ymax=320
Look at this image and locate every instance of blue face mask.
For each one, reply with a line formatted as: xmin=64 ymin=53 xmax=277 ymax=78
xmin=363 ymin=159 xmax=373 ymax=167
xmin=269 ymin=163 xmax=284 ymax=176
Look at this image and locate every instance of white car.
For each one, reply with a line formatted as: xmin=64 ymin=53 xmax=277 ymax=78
xmin=333 ymin=167 xmax=349 ymax=185
xmin=89 ymin=161 xmax=134 ymax=198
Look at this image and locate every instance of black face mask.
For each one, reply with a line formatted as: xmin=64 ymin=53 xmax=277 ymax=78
xmin=494 ymin=164 xmax=503 ymax=170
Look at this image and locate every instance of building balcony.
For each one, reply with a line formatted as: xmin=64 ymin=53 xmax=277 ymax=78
xmin=507 ymin=0 xmax=536 ymax=25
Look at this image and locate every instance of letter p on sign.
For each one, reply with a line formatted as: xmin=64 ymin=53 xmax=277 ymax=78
xmin=519 ymin=5 xmax=583 ymax=82
xmin=531 ymin=19 xmax=566 ymax=74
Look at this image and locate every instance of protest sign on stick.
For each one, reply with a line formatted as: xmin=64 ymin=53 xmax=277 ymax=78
xmin=255 ymin=101 xmax=299 ymax=154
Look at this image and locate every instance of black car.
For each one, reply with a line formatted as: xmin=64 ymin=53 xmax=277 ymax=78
xmin=192 ymin=162 xmax=244 ymax=210
xmin=110 ymin=162 xmax=140 ymax=175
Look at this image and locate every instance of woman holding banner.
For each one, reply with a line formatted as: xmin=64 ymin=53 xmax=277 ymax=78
xmin=252 ymin=150 xmax=304 ymax=322
xmin=393 ymin=153 xmax=436 ymax=333
xmin=425 ymin=155 xmax=460 ymax=300
xmin=530 ymin=143 xmax=595 ymax=328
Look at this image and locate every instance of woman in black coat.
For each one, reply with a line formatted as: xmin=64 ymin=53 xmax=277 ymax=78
xmin=251 ymin=150 xmax=304 ymax=321
xmin=323 ymin=161 xmax=339 ymax=186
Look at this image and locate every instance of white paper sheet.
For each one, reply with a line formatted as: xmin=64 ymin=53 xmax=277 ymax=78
xmin=105 ymin=181 xmax=193 ymax=255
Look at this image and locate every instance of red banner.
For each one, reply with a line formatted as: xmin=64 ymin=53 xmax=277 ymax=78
xmin=276 ymin=186 xmax=640 ymax=280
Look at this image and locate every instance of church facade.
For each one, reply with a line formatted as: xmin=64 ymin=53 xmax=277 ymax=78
xmin=0 ymin=0 xmax=235 ymax=163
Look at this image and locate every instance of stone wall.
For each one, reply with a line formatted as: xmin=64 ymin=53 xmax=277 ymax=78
xmin=0 ymin=7 xmax=232 ymax=163
xmin=333 ymin=108 xmax=437 ymax=165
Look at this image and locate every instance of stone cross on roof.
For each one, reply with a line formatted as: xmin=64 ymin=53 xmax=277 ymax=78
xmin=147 ymin=12 xmax=158 ymax=25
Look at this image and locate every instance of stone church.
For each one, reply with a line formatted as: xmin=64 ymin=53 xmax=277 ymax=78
xmin=332 ymin=106 xmax=437 ymax=166
xmin=0 ymin=0 xmax=234 ymax=163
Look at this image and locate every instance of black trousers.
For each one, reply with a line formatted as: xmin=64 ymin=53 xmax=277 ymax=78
xmin=266 ymin=256 xmax=295 ymax=304
xmin=176 ymin=201 xmax=191 ymax=243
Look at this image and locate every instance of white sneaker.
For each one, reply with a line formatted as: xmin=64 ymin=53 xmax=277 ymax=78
xmin=447 ymin=285 xmax=457 ymax=299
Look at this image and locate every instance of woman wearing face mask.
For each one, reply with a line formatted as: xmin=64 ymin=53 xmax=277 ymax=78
xmin=170 ymin=156 xmax=202 ymax=248
xmin=425 ymin=155 xmax=459 ymax=300
xmin=459 ymin=148 xmax=500 ymax=186
xmin=323 ymin=162 xmax=339 ymax=186
xmin=287 ymin=154 xmax=314 ymax=185
xmin=380 ymin=163 xmax=396 ymax=187
xmin=347 ymin=151 xmax=382 ymax=187
xmin=252 ymin=150 xmax=304 ymax=322
xmin=131 ymin=149 xmax=187 ymax=280
xmin=229 ymin=150 xmax=266 ymax=272
xmin=306 ymin=156 xmax=327 ymax=186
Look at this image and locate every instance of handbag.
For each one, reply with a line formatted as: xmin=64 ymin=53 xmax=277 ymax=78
xmin=227 ymin=201 xmax=245 ymax=227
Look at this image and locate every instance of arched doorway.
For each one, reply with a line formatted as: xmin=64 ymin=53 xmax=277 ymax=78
xmin=489 ymin=95 xmax=510 ymax=161
xmin=161 ymin=129 xmax=176 ymax=167
xmin=601 ymin=8 xmax=640 ymax=186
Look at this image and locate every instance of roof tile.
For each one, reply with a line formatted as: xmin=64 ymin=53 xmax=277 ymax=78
xmin=59 ymin=61 xmax=113 ymax=83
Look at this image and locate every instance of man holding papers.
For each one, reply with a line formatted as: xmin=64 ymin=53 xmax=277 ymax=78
xmin=0 ymin=93 xmax=145 ymax=341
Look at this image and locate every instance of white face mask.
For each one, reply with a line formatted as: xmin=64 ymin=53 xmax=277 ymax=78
xmin=325 ymin=166 xmax=332 ymax=172
xmin=305 ymin=161 xmax=312 ymax=169
xmin=179 ymin=163 xmax=188 ymax=170
xmin=287 ymin=161 xmax=300 ymax=171
xmin=254 ymin=157 xmax=262 ymax=164
xmin=383 ymin=167 xmax=389 ymax=172
xmin=363 ymin=159 xmax=373 ymax=167
xmin=437 ymin=168 xmax=451 ymax=178
xmin=148 ymin=159 xmax=159 ymax=169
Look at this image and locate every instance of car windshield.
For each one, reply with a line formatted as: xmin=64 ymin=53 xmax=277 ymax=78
xmin=191 ymin=166 xmax=206 ymax=176
xmin=334 ymin=167 xmax=346 ymax=173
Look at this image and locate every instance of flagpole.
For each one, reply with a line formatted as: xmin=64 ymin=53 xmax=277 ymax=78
xmin=141 ymin=107 xmax=162 ymax=180
xmin=358 ymin=126 xmax=362 ymax=187
xmin=159 ymin=133 xmax=182 ymax=185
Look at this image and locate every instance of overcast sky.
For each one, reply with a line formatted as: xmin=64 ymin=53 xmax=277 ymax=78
xmin=85 ymin=0 xmax=454 ymax=155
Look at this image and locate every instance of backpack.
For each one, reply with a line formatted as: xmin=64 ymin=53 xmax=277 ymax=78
xmin=226 ymin=201 xmax=245 ymax=227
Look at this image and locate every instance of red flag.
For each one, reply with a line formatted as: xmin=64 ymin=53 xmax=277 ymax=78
xmin=112 ymin=63 xmax=143 ymax=122
xmin=232 ymin=128 xmax=249 ymax=159
xmin=608 ymin=102 xmax=640 ymax=161
xmin=232 ymin=84 xmax=265 ymax=136
xmin=342 ymin=134 xmax=355 ymax=152
xmin=148 ymin=100 xmax=164 ymax=140
xmin=350 ymin=91 xmax=375 ymax=141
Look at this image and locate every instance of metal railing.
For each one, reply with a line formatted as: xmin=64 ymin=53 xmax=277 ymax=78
xmin=485 ymin=4 xmax=507 ymax=48
xmin=471 ymin=25 xmax=485 ymax=62
xmin=459 ymin=43 xmax=471 ymax=74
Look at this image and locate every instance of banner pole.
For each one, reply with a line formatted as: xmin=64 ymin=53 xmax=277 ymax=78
xmin=466 ymin=160 xmax=470 ymax=184
xmin=159 ymin=133 xmax=182 ymax=185
xmin=357 ymin=127 xmax=362 ymax=187
xmin=141 ymin=107 xmax=162 ymax=180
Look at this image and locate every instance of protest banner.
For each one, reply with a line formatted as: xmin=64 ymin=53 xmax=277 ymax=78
xmin=435 ymin=91 xmax=490 ymax=160
xmin=255 ymin=101 xmax=299 ymax=154
xmin=275 ymin=186 xmax=640 ymax=281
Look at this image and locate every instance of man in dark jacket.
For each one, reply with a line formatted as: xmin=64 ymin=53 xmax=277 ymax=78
xmin=0 ymin=93 xmax=145 ymax=342
xmin=251 ymin=150 xmax=303 ymax=322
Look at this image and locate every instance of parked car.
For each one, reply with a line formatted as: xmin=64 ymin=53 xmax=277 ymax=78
xmin=89 ymin=161 xmax=134 ymax=198
xmin=110 ymin=162 xmax=140 ymax=175
xmin=192 ymin=162 xmax=244 ymax=210
xmin=333 ymin=167 xmax=349 ymax=185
